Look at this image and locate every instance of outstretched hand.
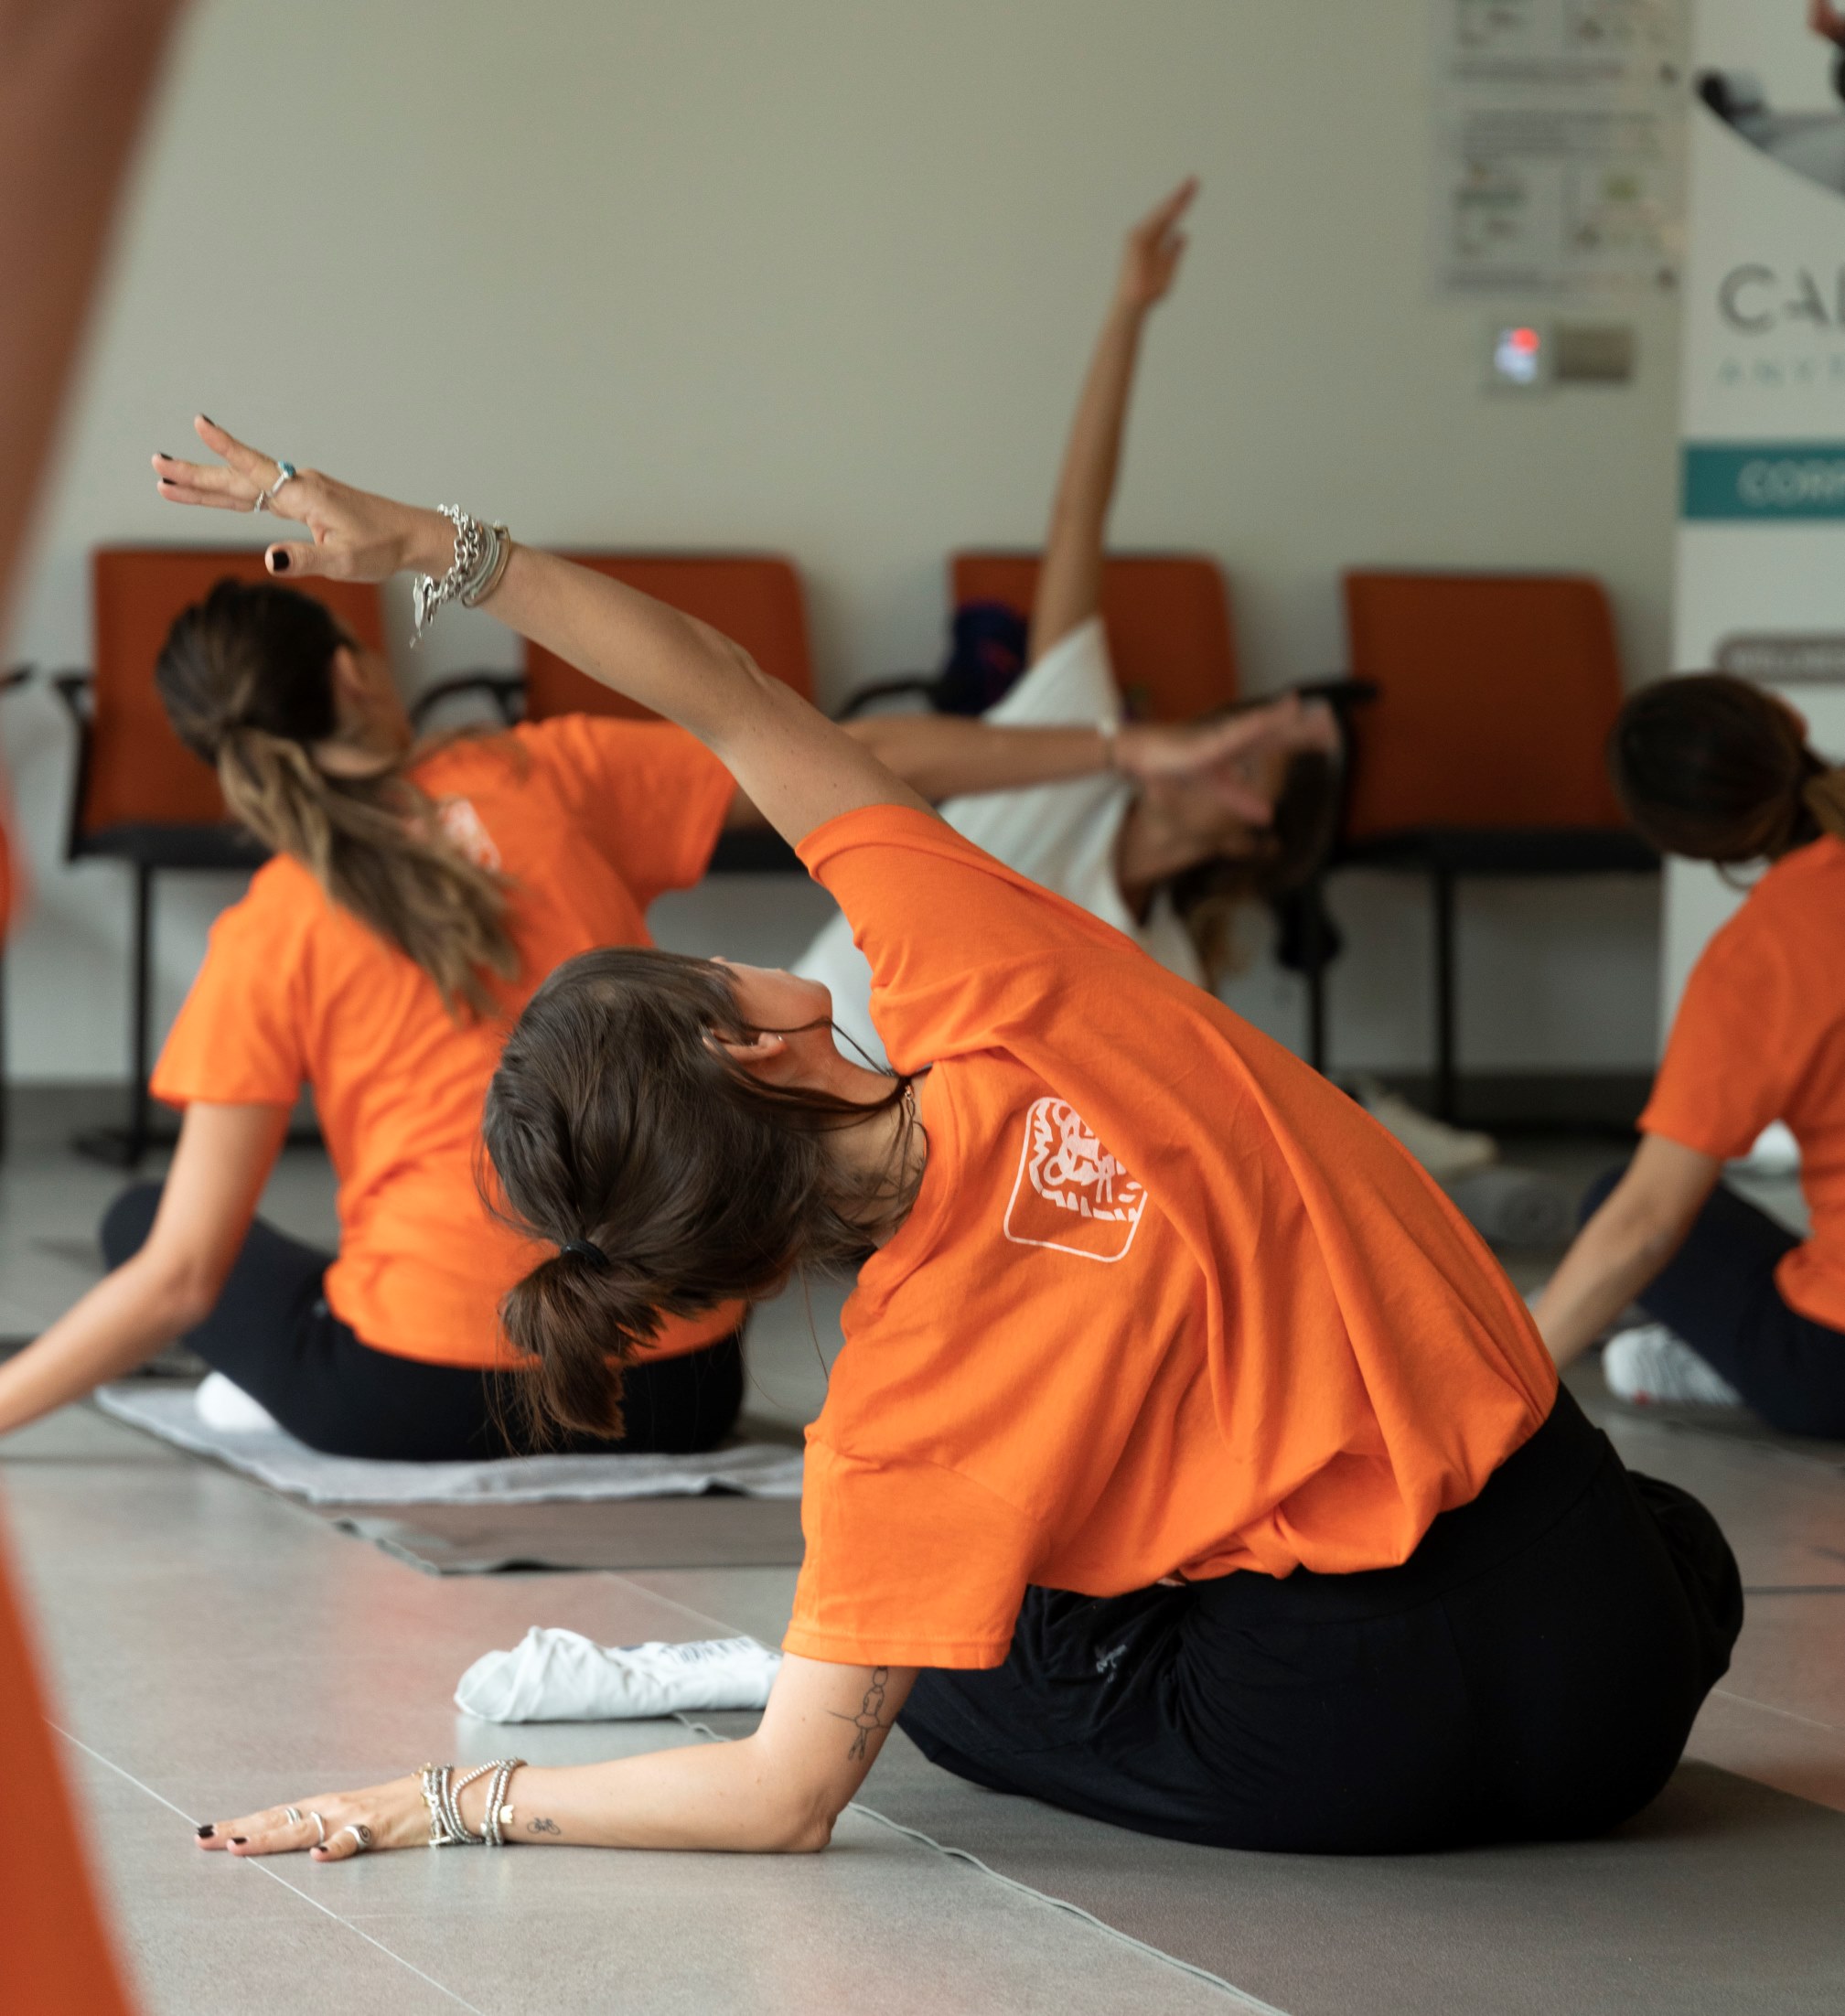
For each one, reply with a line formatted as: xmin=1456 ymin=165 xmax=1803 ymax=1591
xmin=1115 ymin=177 xmax=1198 ymax=314
xmin=153 ymin=416 xmax=449 ymax=584
xmin=197 ymin=1774 xmax=429 ymax=1863
xmin=1113 ymin=694 xmax=1335 ymax=826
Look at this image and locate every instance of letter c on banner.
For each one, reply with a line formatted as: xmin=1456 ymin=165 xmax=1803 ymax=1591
xmin=1720 ymin=264 xmax=1775 ymax=333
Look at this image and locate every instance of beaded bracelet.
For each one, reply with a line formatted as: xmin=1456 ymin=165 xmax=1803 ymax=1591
xmin=417 ymin=1760 xmax=527 ymax=1846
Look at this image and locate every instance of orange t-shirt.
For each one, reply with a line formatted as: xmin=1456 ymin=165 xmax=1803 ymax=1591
xmin=153 ymin=717 xmax=743 ymax=1369
xmin=1641 ymin=835 xmax=1845 ymax=1330
xmin=785 ymin=806 xmax=1557 ymax=1670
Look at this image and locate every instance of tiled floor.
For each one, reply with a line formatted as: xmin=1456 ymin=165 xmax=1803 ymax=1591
xmin=4 ymin=1109 xmax=1842 ymax=2012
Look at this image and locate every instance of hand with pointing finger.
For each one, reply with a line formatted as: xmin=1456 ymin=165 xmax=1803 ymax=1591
xmin=152 ymin=415 xmax=453 ymax=583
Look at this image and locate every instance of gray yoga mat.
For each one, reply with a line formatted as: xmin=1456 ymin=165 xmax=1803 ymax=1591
xmin=838 ymin=1743 xmax=1845 ymax=2016
xmin=329 ymin=1494 xmax=806 ymax=1574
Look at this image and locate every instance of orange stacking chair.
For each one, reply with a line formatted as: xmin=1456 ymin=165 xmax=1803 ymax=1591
xmin=0 ymin=1511 xmax=137 ymax=2013
xmin=949 ymin=550 xmax=1239 ymax=720
xmin=55 ymin=549 xmax=385 ymax=1163
xmin=1306 ymin=571 xmax=1657 ymax=1119
xmin=413 ymin=552 xmax=814 ymax=872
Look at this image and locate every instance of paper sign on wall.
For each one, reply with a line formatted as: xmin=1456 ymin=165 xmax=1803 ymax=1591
xmin=1432 ymin=0 xmax=1689 ymax=295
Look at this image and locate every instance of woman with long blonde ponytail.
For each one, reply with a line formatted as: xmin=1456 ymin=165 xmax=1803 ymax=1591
xmin=1535 ymin=672 xmax=1845 ymax=1437
xmin=0 ymin=488 xmax=1292 ymax=1460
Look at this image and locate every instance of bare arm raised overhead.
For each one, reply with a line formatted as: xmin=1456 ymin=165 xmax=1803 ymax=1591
xmin=1028 ymin=177 xmax=1196 ymax=663
xmin=156 ymin=413 xmax=1305 ymax=843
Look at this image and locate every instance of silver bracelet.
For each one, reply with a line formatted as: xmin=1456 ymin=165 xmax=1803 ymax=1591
xmin=462 ymin=523 xmax=512 ymax=607
xmin=411 ymin=506 xmax=490 ymax=643
xmin=418 ymin=1760 xmax=524 ymax=1846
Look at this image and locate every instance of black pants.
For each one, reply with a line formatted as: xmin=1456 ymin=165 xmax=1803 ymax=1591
xmin=1582 ymin=1164 xmax=1845 ymax=1439
xmin=899 ymin=1389 xmax=1741 ymax=1855
xmin=102 ymin=1184 xmax=745 ymax=1463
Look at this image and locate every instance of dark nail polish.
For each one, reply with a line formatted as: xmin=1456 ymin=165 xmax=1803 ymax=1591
xmin=199 ymin=413 xmax=214 ymax=425
xmin=196 ymin=1824 xmax=214 ymax=1839
xmin=270 ymin=551 xmax=289 ymax=574
xmin=230 ymin=1836 xmax=247 ymax=1845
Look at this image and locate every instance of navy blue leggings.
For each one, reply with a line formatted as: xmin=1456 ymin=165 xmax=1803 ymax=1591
xmin=1582 ymin=1164 xmax=1845 ymax=1439
xmin=102 ymin=1183 xmax=745 ymax=1463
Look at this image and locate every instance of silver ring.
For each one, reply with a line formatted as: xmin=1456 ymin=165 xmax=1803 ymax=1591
xmin=253 ymin=459 xmax=297 ymax=514
xmin=337 ymin=1822 xmax=373 ymax=1852
xmin=283 ymin=1806 xmax=302 ymax=1826
xmin=308 ymin=1810 xmax=327 ymax=1846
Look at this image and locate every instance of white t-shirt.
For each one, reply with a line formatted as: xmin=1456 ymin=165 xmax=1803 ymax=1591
xmin=796 ymin=618 xmax=1204 ymax=1067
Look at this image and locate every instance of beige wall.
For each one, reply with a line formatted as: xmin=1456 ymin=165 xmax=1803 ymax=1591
xmin=2 ymin=0 xmax=1678 ymax=1080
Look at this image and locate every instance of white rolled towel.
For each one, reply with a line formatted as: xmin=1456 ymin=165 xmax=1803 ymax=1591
xmin=455 ymin=1627 xmax=782 ymax=1722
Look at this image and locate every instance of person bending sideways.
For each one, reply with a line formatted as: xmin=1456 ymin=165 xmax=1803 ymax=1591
xmin=798 ymin=181 xmax=1339 ymax=1064
xmin=1536 ymin=674 xmax=1845 ymax=1438
xmin=0 ymin=476 xmax=1293 ymax=1464
xmin=165 ymin=402 xmax=1740 ymax=1864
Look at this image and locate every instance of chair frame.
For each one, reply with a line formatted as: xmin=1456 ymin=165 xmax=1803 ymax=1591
xmin=51 ymin=666 xmax=266 ymax=1164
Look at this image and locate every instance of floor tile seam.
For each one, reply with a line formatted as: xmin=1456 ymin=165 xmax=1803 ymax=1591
xmin=1711 ymin=1687 xmax=1844 ymax=1734
xmin=47 ymin=1720 xmax=488 ymax=2013
xmin=669 ymin=1714 xmax=1284 ymax=2015
xmin=843 ymin=1798 xmax=1289 ymax=2012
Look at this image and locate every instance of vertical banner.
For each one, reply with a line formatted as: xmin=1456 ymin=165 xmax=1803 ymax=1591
xmin=1669 ymin=0 xmax=1845 ymax=1016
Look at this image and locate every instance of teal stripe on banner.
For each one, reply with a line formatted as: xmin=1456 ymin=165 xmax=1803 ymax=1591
xmin=1683 ymin=443 xmax=1845 ymax=520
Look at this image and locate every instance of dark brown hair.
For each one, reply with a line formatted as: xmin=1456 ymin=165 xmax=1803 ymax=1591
xmin=156 ymin=579 xmax=519 ymax=1017
xmin=1610 ymin=672 xmax=1845 ymax=865
xmin=483 ymin=948 xmax=918 ymax=1440
xmin=1169 ymin=745 xmax=1341 ymax=983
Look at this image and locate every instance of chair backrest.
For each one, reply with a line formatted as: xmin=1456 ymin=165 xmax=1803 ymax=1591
xmin=81 ymin=548 xmax=386 ymax=836
xmin=1340 ymin=570 xmax=1629 ymax=840
xmin=950 ymin=552 xmax=1239 ymax=722
xmin=521 ymin=555 xmax=813 ymax=723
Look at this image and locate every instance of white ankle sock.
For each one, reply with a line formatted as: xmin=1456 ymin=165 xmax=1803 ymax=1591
xmin=194 ymin=1371 xmax=280 ymax=1434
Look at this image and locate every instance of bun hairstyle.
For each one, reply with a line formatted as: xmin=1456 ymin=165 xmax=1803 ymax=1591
xmin=156 ymin=580 xmax=518 ymax=1017
xmin=1611 ymin=671 xmax=1845 ymax=866
xmin=484 ymin=947 xmax=919 ymax=1441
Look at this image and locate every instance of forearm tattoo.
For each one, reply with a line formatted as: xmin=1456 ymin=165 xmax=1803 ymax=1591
xmin=525 ymin=1817 xmax=563 ymax=1838
xmin=831 ymin=1667 xmax=893 ymax=1761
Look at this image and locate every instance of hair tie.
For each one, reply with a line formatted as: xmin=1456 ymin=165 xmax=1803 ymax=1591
xmin=560 ymin=1238 xmax=610 ymax=1271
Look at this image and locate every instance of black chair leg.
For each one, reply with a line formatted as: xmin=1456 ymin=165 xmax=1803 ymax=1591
xmin=1303 ymin=874 xmax=1329 ymax=1076
xmin=74 ymin=861 xmax=156 ymax=1169
xmin=1432 ymin=865 xmax=1458 ymax=1124
xmin=129 ymin=860 xmax=154 ymax=1162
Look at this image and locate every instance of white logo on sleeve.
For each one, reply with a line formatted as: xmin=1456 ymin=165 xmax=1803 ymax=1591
xmin=435 ymin=797 xmax=502 ymax=872
xmin=1003 ymin=1098 xmax=1148 ymax=1263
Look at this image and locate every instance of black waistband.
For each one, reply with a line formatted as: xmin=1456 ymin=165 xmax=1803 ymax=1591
xmin=1198 ymin=1386 xmax=1613 ymax=1623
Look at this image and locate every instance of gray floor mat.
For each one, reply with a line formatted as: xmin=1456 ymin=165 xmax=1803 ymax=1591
xmin=840 ymin=1739 xmax=1845 ymax=2016
xmin=330 ymin=1494 xmax=805 ymax=1573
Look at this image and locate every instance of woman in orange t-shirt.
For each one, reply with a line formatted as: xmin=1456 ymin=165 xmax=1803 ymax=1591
xmin=180 ymin=403 xmax=1739 ymax=1866
xmin=0 ymin=561 xmax=1278 ymax=1464
xmin=1537 ymin=673 xmax=1845 ymax=1436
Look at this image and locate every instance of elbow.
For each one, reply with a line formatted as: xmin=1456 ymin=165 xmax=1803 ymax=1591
xmin=767 ymin=1796 xmax=842 ymax=1856
xmin=132 ymin=1253 xmax=223 ymax=1334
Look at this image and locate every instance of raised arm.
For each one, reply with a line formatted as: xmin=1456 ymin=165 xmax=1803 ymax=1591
xmin=156 ymin=411 xmax=1307 ymax=842
xmin=156 ymin=421 xmax=928 ymax=851
xmin=1028 ymin=177 xmax=1196 ymax=665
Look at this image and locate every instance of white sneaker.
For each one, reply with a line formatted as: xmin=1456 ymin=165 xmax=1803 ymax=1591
xmin=194 ymin=1370 xmax=280 ymax=1434
xmin=1602 ymin=1324 xmax=1743 ymax=1409
xmin=1353 ymin=1078 xmax=1498 ymax=1183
